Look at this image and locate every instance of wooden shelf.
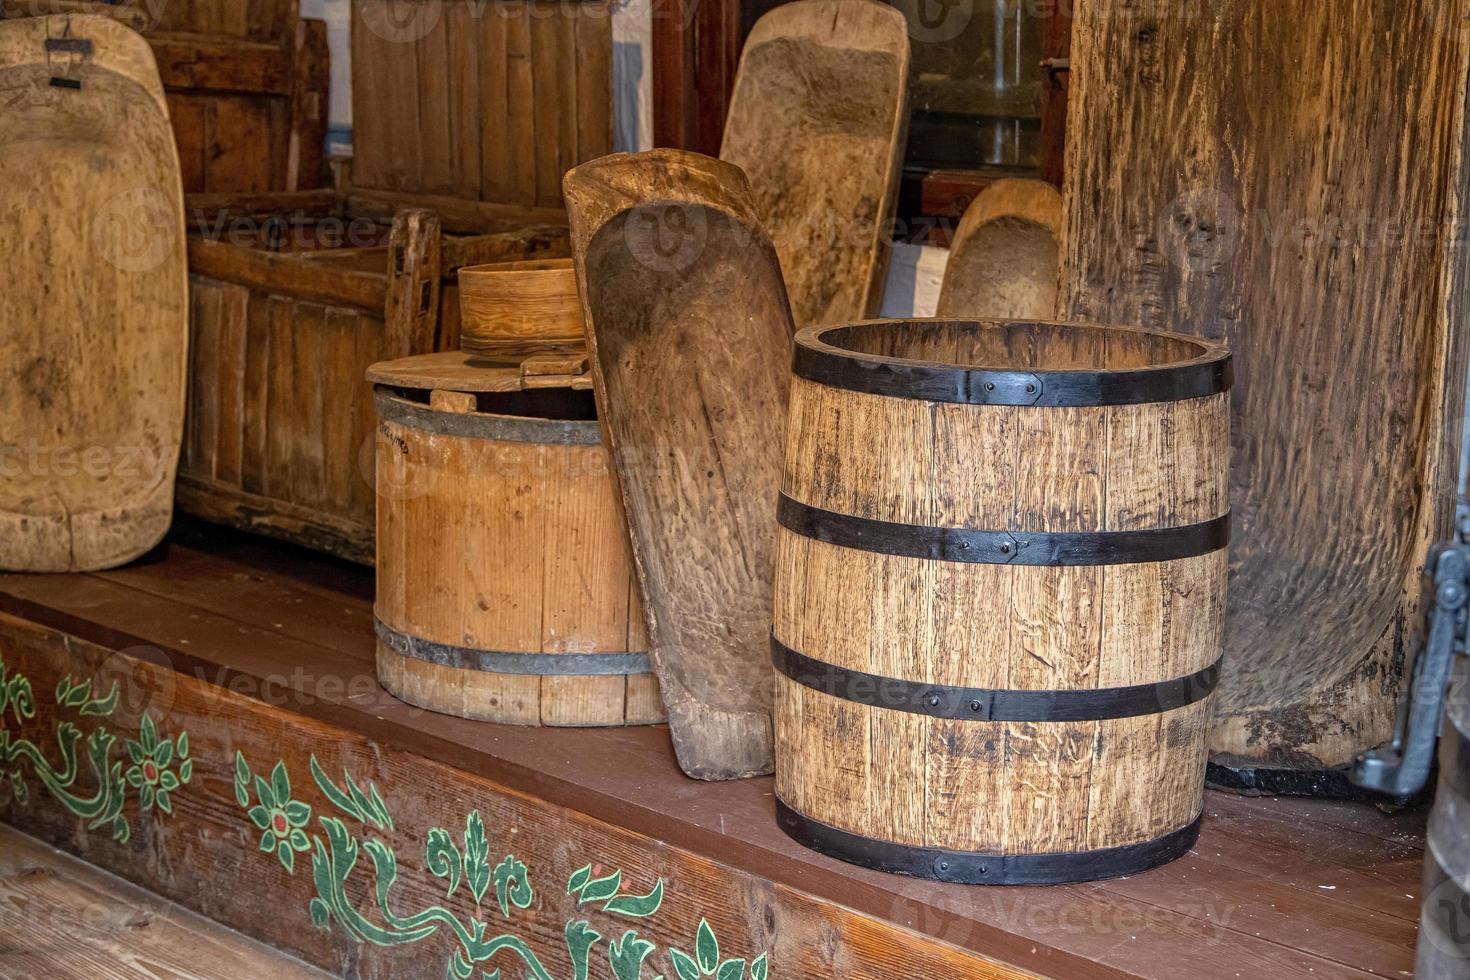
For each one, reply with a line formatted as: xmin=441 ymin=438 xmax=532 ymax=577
xmin=0 ymin=521 xmax=1427 ymax=979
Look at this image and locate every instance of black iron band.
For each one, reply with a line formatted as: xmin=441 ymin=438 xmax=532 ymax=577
xmin=778 ymin=494 xmax=1229 ymax=567
xmin=374 ymin=389 xmax=601 ymax=446
xmin=772 ymin=638 xmax=1220 ymax=722
xmin=375 ymin=619 xmax=652 ymax=676
xmin=775 ymin=799 xmax=1202 ymax=885
xmin=794 ymin=330 xmax=1232 ymax=407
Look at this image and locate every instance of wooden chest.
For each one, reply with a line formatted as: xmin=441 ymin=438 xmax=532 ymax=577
xmin=179 ymin=192 xmax=569 ymax=562
xmin=177 ymin=0 xmax=615 ymax=560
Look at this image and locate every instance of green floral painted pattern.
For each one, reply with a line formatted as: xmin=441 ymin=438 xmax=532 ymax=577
xmin=237 ymin=753 xmax=312 ymax=873
xmin=233 ymin=751 xmax=773 ymax=980
xmin=125 ymin=716 xmax=192 ymax=814
xmin=0 ymin=654 xmax=193 ymax=843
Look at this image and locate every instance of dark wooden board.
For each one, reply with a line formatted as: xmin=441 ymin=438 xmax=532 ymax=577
xmin=0 ymin=532 xmax=1431 ymax=979
xmin=564 ymin=150 xmax=794 ymax=781
xmin=1059 ymin=0 xmax=1470 ymax=774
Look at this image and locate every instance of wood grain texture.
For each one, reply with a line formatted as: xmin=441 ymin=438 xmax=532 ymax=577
xmin=936 ymin=178 xmax=1063 ymax=320
xmin=457 ymin=257 xmax=584 ymax=358
xmin=720 ymin=0 xmax=909 ymax=327
xmin=351 ymin=0 xmax=612 ymax=209
xmin=370 ymin=362 xmax=663 ymax=727
xmin=0 ymin=15 xmax=187 ymax=572
xmin=775 ymin=321 xmax=1228 ymax=861
xmin=0 ymin=544 xmax=1434 ymax=980
xmin=180 ymin=208 xmax=564 ymax=563
xmin=8 ymin=4 xmax=330 ymax=193
xmin=0 ymin=826 xmax=330 ymax=980
xmin=0 ymin=610 xmax=1036 ymax=980
xmin=564 ymin=149 xmax=795 ymax=779
xmin=1058 ymin=0 xmax=1470 ymax=772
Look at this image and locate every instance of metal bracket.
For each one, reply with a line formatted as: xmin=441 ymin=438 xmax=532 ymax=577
xmin=1351 ymin=537 xmax=1469 ymax=796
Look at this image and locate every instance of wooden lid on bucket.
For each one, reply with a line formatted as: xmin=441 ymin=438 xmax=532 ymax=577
xmin=367 ymin=350 xmax=592 ymax=395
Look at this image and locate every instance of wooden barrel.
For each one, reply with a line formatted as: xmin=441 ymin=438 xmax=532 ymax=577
xmin=1419 ymin=662 xmax=1470 ymax=977
xmin=457 ymin=258 xmax=583 ymax=359
xmin=773 ymin=319 xmax=1232 ymax=884
xmin=367 ymin=351 xmax=663 ymax=727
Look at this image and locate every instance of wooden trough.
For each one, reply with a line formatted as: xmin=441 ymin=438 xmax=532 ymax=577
xmin=0 ymin=15 xmax=187 ymax=572
xmin=1059 ymin=0 xmax=1470 ymax=786
xmin=565 ymin=149 xmax=795 ymax=780
xmin=721 ymin=0 xmax=910 ymax=327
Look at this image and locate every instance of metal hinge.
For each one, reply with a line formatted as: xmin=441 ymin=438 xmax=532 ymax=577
xmin=1351 ymin=530 xmax=1470 ymax=796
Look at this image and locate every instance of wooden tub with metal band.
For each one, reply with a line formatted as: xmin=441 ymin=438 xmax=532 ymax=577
xmin=368 ymin=351 xmax=662 ymax=727
xmin=772 ymin=318 xmax=1232 ymax=884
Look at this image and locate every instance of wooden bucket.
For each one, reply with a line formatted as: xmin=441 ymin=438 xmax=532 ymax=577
xmin=773 ymin=318 xmax=1232 ymax=884
xmin=1419 ymin=662 xmax=1470 ymax=976
xmin=457 ymin=257 xmax=583 ymax=359
xmin=367 ymin=351 xmax=662 ymax=727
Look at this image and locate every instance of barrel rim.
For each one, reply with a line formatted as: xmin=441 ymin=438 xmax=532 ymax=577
xmin=772 ymin=636 xmax=1220 ymax=722
xmin=376 ymin=617 xmax=652 ymax=677
xmin=374 ymin=388 xmax=601 ymax=446
xmin=794 ymin=318 xmax=1233 ymax=407
xmin=775 ymin=798 xmax=1203 ymax=885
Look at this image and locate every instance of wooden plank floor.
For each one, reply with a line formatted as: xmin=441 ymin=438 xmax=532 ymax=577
xmin=0 ymin=824 xmax=329 ymax=980
xmin=0 ymin=521 xmax=1430 ymax=979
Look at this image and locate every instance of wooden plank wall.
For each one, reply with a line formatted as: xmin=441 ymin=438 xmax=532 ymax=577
xmin=1057 ymin=0 xmax=1470 ymax=771
xmin=6 ymin=1 xmax=328 ymax=193
xmin=351 ymin=0 xmax=614 ymax=208
xmin=181 ymin=279 xmax=385 ymax=550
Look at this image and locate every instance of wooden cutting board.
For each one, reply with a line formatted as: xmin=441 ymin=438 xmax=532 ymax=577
xmin=721 ymin=0 xmax=909 ymax=328
xmin=0 ymin=15 xmax=187 ymax=571
xmin=936 ymin=178 xmax=1062 ymax=320
xmin=564 ymin=150 xmax=794 ymax=780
